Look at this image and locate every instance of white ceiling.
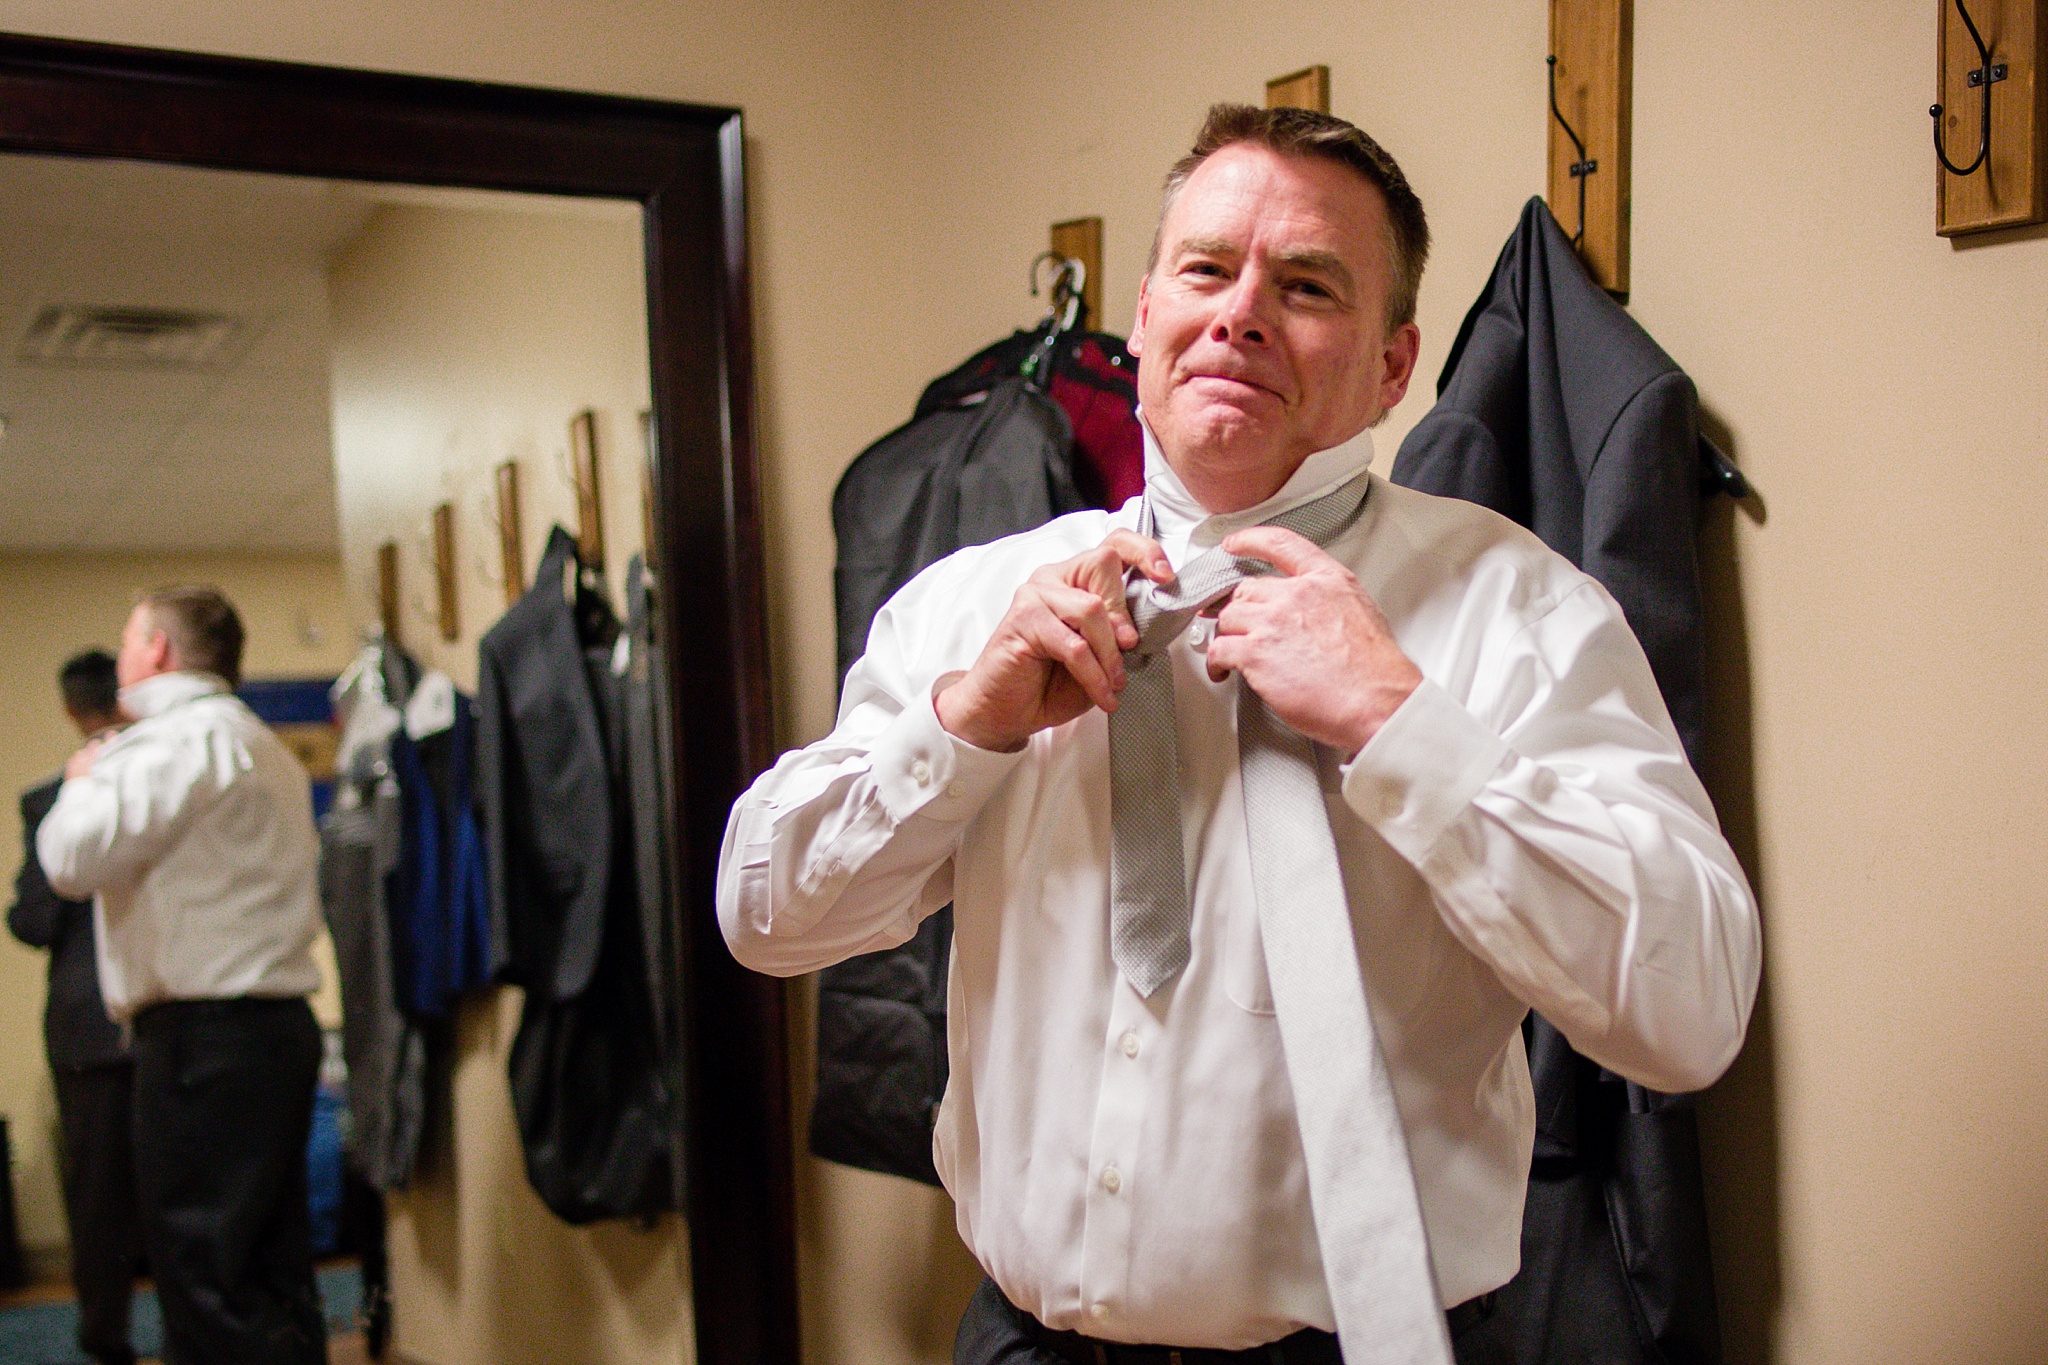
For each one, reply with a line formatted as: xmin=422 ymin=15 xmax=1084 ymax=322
xmin=0 ymin=155 xmax=638 ymax=555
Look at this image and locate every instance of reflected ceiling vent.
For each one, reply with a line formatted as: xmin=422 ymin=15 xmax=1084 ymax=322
xmin=17 ymin=305 xmax=255 ymax=371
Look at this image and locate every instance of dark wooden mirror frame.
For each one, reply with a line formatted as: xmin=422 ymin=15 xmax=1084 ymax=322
xmin=0 ymin=31 xmax=796 ymax=1365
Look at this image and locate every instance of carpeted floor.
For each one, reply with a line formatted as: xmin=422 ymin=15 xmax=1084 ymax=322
xmin=0 ymin=1261 xmax=362 ymax=1364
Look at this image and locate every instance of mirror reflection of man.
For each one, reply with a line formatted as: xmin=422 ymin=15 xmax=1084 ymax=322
xmin=720 ymin=106 xmax=1759 ymax=1365
xmin=9 ymin=649 xmax=139 ymax=1365
xmin=37 ymin=587 xmax=330 ymax=1365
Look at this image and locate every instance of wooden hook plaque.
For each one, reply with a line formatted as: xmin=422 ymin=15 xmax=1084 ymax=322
xmin=1547 ymin=0 xmax=1633 ymax=296
xmin=432 ymin=501 xmax=459 ymax=642
xmin=1265 ymin=65 xmax=1331 ymax=114
xmin=495 ymin=459 xmax=525 ymax=606
xmin=571 ymin=408 xmax=604 ymax=572
xmin=376 ymin=540 xmax=400 ymax=647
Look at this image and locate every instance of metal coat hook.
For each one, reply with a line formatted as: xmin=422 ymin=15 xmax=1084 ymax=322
xmin=1547 ymin=55 xmax=1598 ymax=248
xmin=1930 ymin=0 xmax=2006 ymax=177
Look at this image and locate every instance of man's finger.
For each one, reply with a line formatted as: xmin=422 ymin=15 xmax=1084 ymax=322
xmin=1220 ymin=525 xmax=1344 ymax=578
xmin=1038 ymin=583 xmax=1128 ymax=694
xmin=1068 ymin=533 xmax=1168 ymax=650
xmin=1204 ymin=634 xmax=1240 ymax=684
xmin=1020 ymin=603 xmax=1121 ymax=712
xmin=1099 ymin=529 xmax=1173 ymax=584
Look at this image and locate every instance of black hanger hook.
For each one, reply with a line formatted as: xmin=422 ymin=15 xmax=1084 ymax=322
xmin=1022 ymin=252 xmax=1085 ymax=390
xmin=1547 ymin=55 xmax=1597 ymax=249
xmin=1930 ymin=0 xmax=2005 ymax=178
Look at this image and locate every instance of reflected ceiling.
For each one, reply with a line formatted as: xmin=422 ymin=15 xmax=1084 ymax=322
xmin=0 ymin=155 xmax=637 ymax=555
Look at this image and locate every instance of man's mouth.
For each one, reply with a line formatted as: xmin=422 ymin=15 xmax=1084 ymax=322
xmin=1187 ymin=372 xmax=1282 ymax=401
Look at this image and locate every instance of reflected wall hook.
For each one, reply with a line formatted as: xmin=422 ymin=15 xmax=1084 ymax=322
xmin=1930 ymin=0 xmax=2006 ymax=177
xmin=1547 ymin=55 xmax=1597 ymax=248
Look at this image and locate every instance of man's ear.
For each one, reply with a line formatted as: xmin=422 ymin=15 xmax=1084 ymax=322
xmin=1129 ymin=272 xmax=1152 ymax=358
xmin=1375 ymin=321 xmax=1422 ymax=416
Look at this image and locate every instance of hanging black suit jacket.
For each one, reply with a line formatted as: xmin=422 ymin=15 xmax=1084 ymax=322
xmin=1393 ymin=198 xmax=1726 ymax=1365
xmin=479 ymin=525 xmax=670 ymax=1223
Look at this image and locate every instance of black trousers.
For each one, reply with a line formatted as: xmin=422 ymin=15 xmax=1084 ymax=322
xmin=957 ymin=1277 xmax=1513 ymax=1365
xmin=131 ymin=997 xmax=328 ymax=1365
xmin=53 ymin=1062 xmax=139 ymax=1365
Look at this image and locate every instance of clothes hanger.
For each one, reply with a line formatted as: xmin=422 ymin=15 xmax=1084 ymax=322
xmin=1021 ymin=252 xmax=1086 ymax=390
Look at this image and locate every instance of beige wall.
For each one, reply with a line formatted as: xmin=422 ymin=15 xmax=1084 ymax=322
xmin=327 ymin=200 xmax=677 ymax=1365
xmin=5 ymin=1 xmax=2047 ymax=1362
xmin=0 ymin=549 xmax=356 ymax=1264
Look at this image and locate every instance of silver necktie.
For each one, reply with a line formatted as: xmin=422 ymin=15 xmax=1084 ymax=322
xmin=1109 ymin=470 xmax=1455 ymax=1364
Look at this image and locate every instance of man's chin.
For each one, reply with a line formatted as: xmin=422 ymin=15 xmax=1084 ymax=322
xmin=1164 ymin=407 xmax=1287 ymax=464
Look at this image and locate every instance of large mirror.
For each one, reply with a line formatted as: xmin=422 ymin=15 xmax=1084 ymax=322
xmin=0 ymin=33 xmax=790 ymax=1365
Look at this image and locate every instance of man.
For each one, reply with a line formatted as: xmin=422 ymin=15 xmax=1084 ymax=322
xmin=38 ymin=587 xmax=329 ymax=1365
xmin=718 ymin=106 xmax=1759 ymax=1365
xmin=9 ymin=650 xmax=139 ymax=1365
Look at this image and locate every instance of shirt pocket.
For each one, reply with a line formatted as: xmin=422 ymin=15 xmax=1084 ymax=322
xmin=1222 ymin=896 xmax=1276 ymax=1016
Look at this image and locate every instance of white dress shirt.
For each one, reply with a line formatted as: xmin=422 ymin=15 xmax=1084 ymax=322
xmin=38 ymin=671 xmax=324 ymax=1022
xmin=718 ymin=428 xmax=1759 ymax=1349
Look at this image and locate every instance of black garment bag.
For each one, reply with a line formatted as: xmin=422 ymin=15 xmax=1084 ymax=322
xmin=814 ymin=372 xmax=1089 ymax=1185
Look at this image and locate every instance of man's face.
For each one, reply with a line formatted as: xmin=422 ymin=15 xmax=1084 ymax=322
xmin=115 ymin=604 xmax=170 ymax=690
xmin=1130 ymin=143 xmax=1420 ymax=512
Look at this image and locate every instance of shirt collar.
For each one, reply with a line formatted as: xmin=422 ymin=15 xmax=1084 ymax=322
xmin=119 ymin=671 xmax=229 ymax=719
xmin=1138 ymin=410 xmax=1376 ymax=561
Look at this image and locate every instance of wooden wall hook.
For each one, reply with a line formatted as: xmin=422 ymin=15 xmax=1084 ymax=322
xmin=496 ymin=458 xmax=525 ymax=606
xmin=571 ymin=408 xmax=605 ymax=572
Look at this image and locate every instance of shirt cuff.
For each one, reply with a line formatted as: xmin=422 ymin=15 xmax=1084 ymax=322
xmin=868 ymin=687 xmax=1026 ymax=826
xmin=1340 ymin=678 xmax=1512 ymax=862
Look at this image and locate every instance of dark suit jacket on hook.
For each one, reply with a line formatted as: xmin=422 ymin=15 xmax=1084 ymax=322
xmin=1393 ymin=197 xmax=1728 ymax=1365
xmin=479 ymin=524 xmax=670 ymax=1223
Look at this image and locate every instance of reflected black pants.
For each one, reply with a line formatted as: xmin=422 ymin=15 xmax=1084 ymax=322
xmin=54 ymin=1061 xmax=139 ymax=1365
xmin=131 ymin=998 xmax=327 ymax=1365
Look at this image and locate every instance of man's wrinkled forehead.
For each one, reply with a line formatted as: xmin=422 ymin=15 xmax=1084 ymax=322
xmin=1148 ymin=142 xmax=1392 ymax=274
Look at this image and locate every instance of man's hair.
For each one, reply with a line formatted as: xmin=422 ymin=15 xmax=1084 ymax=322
xmin=1149 ymin=103 xmax=1430 ymax=334
xmin=58 ymin=649 xmax=118 ymax=719
xmin=140 ymin=585 xmax=246 ymax=688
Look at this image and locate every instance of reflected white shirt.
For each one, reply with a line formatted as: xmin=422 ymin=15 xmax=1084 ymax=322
xmin=38 ymin=671 xmax=324 ymax=1021
xmin=717 ymin=430 xmax=1759 ymax=1348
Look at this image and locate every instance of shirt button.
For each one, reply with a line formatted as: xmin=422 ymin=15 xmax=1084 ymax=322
xmin=1101 ymin=1166 xmax=1121 ymax=1194
xmin=910 ymin=759 xmax=932 ymax=786
xmin=1120 ymin=1031 xmax=1140 ymax=1059
xmin=1089 ymin=1303 xmax=1109 ymax=1321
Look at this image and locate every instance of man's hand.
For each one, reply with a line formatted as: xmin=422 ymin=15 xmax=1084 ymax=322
xmin=64 ymin=735 xmax=109 ymax=781
xmin=1206 ymin=526 xmax=1423 ymax=758
xmin=935 ymin=531 xmax=1174 ymax=752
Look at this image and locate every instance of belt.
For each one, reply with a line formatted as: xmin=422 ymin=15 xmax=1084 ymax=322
xmin=1020 ymin=1295 xmax=1494 ymax=1365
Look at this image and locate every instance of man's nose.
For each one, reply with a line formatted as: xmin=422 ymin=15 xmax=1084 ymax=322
xmin=1208 ymin=274 xmax=1269 ymax=345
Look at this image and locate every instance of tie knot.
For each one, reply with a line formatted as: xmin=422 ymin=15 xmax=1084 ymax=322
xmin=1123 ymin=553 xmax=1276 ymax=661
xmin=1122 ymin=467 xmax=1373 ymax=662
